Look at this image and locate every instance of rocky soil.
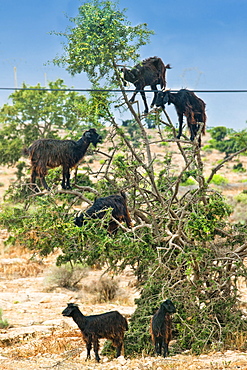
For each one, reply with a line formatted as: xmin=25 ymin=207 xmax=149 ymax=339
xmin=1 ymin=247 xmax=247 ymax=370
xmin=1 ymin=132 xmax=247 ymax=369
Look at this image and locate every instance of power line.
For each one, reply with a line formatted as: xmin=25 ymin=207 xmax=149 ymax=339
xmin=0 ymin=87 xmax=247 ymax=93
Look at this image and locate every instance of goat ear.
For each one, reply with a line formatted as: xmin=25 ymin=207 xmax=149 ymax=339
xmin=84 ymin=130 xmax=92 ymax=138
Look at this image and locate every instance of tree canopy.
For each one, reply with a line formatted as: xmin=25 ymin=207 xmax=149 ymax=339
xmin=52 ymin=0 xmax=154 ymax=83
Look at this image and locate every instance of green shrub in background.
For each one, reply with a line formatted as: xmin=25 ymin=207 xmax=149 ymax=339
xmin=234 ymin=191 xmax=247 ymax=204
xmin=0 ymin=308 xmax=9 ymax=329
xmin=233 ymin=162 xmax=246 ymax=173
xmin=209 ymin=174 xmax=229 ymax=186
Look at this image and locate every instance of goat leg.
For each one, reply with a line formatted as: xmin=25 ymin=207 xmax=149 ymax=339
xmin=40 ymin=175 xmax=50 ymax=191
xmin=85 ymin=340 xmax=92 ymax=361
xmin=93 ymin=339 xmax=101 ymax=362
xmin=163 ymin=341 xmax=169 ymax=357
xmin=62 ymin=166 xmax=71 ymax=189
xmin=150 ymin=84 xmax=158 ymax=108
xmin=176 ymin=113 xmax=184 ymax=139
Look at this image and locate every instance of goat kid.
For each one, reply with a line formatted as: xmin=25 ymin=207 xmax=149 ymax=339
xmin=122 ymin=57 xmax=171 ymax=114
xmin=62 ymin=303 xmax=128 ymax=362
xmin=150 ymin=299 xmax=176 ymax=357
xmin=74 ymin=191 xmax=132 ymax=234
xmin=156 ymin=89 xmax=206 ymax=147
xmin=23 ymin=128 xmax=102 ymax=190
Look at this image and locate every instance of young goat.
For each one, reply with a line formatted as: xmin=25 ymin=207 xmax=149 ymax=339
xmin=62 ymin=303 xmax=128 ymax=362
xmin=23 ymin=128 xmax=102 ymax=190
xmin=122 ymin=56 xmax=171 ymax=114
xmin=155 ymin=89 xmax=206 ymax=147
xmin=150 ymin=299 xmax=176 ymax=357
xmin=74 ymin=191 xmax=132 ymax=234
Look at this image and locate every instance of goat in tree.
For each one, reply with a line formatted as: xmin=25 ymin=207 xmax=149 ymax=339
xmin=155 ymin=89 xmax=206 ymax=146
xmin=62 ymin=303 xmax=128 ymax=362
xmin=150 ymin=299 xmax=176 ymax=357
xmin=23 ymin=128 xmax=102 ymax=190
xmin=74 ymin=191 xmax=132 ymax=234
xmin=122 ymin=57 xmax=171 ymax=114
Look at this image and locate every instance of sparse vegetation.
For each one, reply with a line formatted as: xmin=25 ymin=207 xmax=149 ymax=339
xmin=0 ymin=308 xmax=9 ymax=329
xmin=83 ymin=276 xmax=120 ymax=302
xmin=44 ymin=264 xmax=88 ymax=290
xmin=1 ymin=1 xmax=247 ymax=366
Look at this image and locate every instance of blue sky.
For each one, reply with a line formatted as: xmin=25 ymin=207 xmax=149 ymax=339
xmin=0 ymin=0 xmax=247 ymax=130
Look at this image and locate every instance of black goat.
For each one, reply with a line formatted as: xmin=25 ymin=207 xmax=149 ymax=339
xmin=23 ymin=128 xmax=102 ymax=190
xmin=74 ymin=191 xmax=132 ymax=234
xmin=62 ymin=303 xmax=128 ymax=362
xmin=156 ymin=89 xmax=206 ymax=146
xmin=122 ymin=56 xmax=171 ymax=114
xmin=150 ymin=299 xmax=176 ymax=357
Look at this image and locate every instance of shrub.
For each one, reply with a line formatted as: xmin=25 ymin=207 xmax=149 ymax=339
xmin=0 ymin=308 xmax=9 ymax=329
xmin=234 ymin=192 xmax=247 ymax=205
xmin=233 ymin=162 xmax=246 ymax=173
xmin=180 ymin=177 xmax=196 ymax=186
xmin=83 ymin=276 xmax=120 ymax=302
xmin=44 ymin=264 xmax=88 ymax=290
xmin=209 ymin=174 xmax=229 ymax=186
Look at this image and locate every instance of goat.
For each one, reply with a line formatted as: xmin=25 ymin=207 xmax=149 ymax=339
xmin=150 ymin=299 xmax=176 ymax=357
xmin=23 ymin=128 xmax=102 ymax=190
xmin=62 ymin=303 xmax=128 ymax=362
xmin=155 ymin=89 xmax=206 ymax=147
xmin=74 ymin=191 xmax=132 ymax=234
xmin=122 ymin=57 xmax=171 ymax=114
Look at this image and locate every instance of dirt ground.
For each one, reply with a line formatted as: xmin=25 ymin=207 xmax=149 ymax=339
xmin=1 ymin=132 xmax=247 ymax=369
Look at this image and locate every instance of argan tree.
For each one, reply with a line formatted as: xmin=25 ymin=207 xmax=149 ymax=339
xmin=1 ymin=0 xmax=247 ymax=356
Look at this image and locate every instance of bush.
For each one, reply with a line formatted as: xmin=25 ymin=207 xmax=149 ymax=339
xmin=44 ymin=264 xmax=88 ymax=289
xmin=233 ymin=162 xmax=246 ymax=173
xmin=234 ymin=192 xmax=247 ymax=204
xmin=180 ymin=177 xmax=196 ymax=186
xmin=210 ymin=174 xmax=229 ymax=186
xmin=0 ymin=308 xmax=9 ymax=329
xmin=83 ymin=276 xmax=120 ymax=302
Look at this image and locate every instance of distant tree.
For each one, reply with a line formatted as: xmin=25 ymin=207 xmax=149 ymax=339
xmin=0 ymin=79 xmax=105 ymax=166
xmin=210 ymin=126 xmax=227 ymax=141
xmin=209 ymin=126 xmax=247 ymax=158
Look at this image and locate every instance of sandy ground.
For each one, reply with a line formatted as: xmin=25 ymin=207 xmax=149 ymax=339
xmin=1 ymin=132 xmax=247 ymax=369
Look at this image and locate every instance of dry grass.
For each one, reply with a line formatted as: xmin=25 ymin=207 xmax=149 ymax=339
xmin=0 ymin=260 xmax=45 ymax=278
xmin=82 ymin=276 xmax=120 ymax=302
xmin=3 ymin=330 xmax=82 ymax=358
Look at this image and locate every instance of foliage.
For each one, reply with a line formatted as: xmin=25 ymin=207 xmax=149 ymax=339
xmin=209 ymin=174 xmax=229 ymax=186
xmin=1 ymin=0 xmax=247 ymax=358
xmin=44 ymin=264 xmax=88 ymax=289
xmin=83 ymin=276 xmax=120 ymax=302
xmin=0 ymin=79 xmax=105 ymax=166
xmin=52 ymin=0 xmax=153 ymax=84
xmin=0 ymin=308 xmax=9 ymax=329
xmin=208 ymin=126 xmax=247 ymax=158
xmin=233 ymin=162 xmax=246 ymax=173
xmin=125 ymin=254 xmax=247 ymax=356
xmin=209 ymin=126 xmax=228 ymax=141
xmin=234 ymin=191 xmax=247 ymax=204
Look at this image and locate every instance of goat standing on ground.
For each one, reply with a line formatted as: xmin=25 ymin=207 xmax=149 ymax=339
xmin=155 ymin=89 xmax=206 ymax=146
xmin=122 ymin=57 xmax=171 ymax=114
xmin=23 ymin=128 xmax=102 ymax=190
xmin=74 ymin=191 xmax=132 ymax=234
xmin=150 ymin=299 xmax=176 ymax=357
xmin=62 ymin=303 xmax=128 ymax=362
